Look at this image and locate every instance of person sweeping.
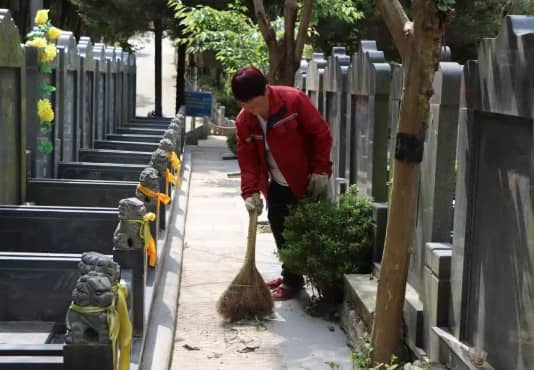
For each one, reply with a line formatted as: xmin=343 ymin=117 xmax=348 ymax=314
xmin=229 ymin=66 xmax=333 ymax=301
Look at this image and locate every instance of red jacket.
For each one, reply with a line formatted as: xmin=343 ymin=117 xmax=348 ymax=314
xmin=236 ymin=85 xmax=333 ymax=200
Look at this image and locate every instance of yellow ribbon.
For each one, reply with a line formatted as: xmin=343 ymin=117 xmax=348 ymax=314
xmin=69 ymin=286 xmax=132 ymax=370
xmin=166 ymin=151 xmax=179 ymax=170
xmin=137 ymin=184 xmax=170 ymax=205
xmin=114 ymin=284 xmax=132 ymax=370
xmin=165 ymin=168 xmax=176 ymax=196
xmin=166 ymin=151 xmax=181 ymax=189
xmin=122 ymin=212 xmax=157 ymax=267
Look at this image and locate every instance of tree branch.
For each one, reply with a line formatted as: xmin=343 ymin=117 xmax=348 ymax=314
xmin=284 ymin=0 xmax=298 ymax=63
xmin=294 ymin=0 xmax=313 ymax=64
xmin=253 ymin=0 xmax=277 ymax=51
xmin=374 ymin=0 xmax=410 ymax=60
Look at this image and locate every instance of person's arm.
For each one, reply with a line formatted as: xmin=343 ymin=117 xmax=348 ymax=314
xmin=295 ymin=91 xmax=333 ymax=176
xmin=236 ymin=117 xmax=262 ymax=199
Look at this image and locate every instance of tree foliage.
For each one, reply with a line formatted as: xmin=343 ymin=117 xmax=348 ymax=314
xmin=170 ymin=0 xmax=362 ymax=85
xmin=67 ymin=0 xmax=174 ymax=48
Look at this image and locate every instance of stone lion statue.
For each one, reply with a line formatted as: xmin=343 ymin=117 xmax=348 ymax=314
xmin=136 ymin=167 xmax=160 ymax=204
xmin=113 ymin=198 xmax=146 ymax=250
xmin=162 ymin=130 xmax=177 ymax=150
xmin=65 ymin=271 xmax=114 ymax=344
xmin=159 ymin=138 xmax=176 ymax=161
xmin=149 ymin=149 xmax=168 ymax=177
xmin=79 ymin=252 xmax=120 ymax=283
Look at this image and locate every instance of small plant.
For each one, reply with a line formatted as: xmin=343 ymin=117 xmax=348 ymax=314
xmin=226 ymin=131 xmax=237 ymax=155
xmin=279 ymin=185 xmax=373 ymax=303
xmin=352 ymin=342 xmax=400 ymax=370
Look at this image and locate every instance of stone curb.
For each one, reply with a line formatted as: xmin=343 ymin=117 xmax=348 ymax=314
xmin=139 ymin=148 xmax=192 ymax=370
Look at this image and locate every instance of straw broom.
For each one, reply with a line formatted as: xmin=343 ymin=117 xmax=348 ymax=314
xmin=217 ymin=193 xmax=273 ymax=321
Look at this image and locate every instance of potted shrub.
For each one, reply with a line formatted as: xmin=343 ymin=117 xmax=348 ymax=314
xmin=279 ymin=185 xmax=373 ymax=304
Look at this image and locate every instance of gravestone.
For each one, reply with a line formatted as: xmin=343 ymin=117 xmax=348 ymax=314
xmin=78 ymin=37 xmax=96 ymax=150
xmin=57 ymin=31 xmax=81 ymax=162
xmin=305 ymin=52 xmax=327 ymax=115
xmin=323 ymin=47 xmax=351 ymax=193
xmin=105 ymin=47 xmax=117 ymax=134
xmin=0 ymin=10 xmax=26 ymax=204
xmin=294 ymin=58 xmax=308 ymax=92
xmin=449 ymin=16 xmax=534 ymax=369
xmin=93 ymin=43 xmax=107 ymax=141
xmin=114 ymin=47 xmax=124 ymax=128
xmin=408 ymin=61 xmax=462 ymax=293
xmin=349 ymin=40 xmax=391 ymax=202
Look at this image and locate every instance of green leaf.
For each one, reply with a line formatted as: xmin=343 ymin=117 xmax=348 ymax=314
xmin=38 ymin=138 xmax=54 ymax=154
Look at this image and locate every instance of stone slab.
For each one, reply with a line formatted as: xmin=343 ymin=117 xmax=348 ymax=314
xmin=79 ymin=149 xmax=152 ymax=165
xmin=94 ymin=140 xmax=158 ymax=152
xmin=106 ymin=133 xmax=162 ymax=143
xmin=0 ymin=322 xmax=55 ymax=345
xmin=58 ymin=162 xmax=146 ymax=182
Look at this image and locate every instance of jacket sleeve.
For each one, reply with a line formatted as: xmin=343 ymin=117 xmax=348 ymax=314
xmin=295 ymin=91 xmax=333 ymax=176
xmin=236 ymin=117 xmax=261 ymax=199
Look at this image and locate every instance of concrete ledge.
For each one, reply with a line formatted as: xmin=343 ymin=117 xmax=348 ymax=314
xmin=433 ymin=327 xmax=494 ymax=370
xmin=139 ymin=147 xmax=192 ymax=370
xmin=343 ymin=273 xmax=425 ymax=357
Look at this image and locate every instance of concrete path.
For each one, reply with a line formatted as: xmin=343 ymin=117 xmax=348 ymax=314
xmin=169 ymin=136 xmax=353 ymax=370
xmin=132 ymin=32 xmax=177 ymax=117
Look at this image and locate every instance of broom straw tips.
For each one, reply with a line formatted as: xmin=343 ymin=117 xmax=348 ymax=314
xmin=217 ymin=194 xmax=273 ymax=322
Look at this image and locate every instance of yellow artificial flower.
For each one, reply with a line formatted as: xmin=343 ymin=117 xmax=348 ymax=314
xmin=40 ymin=43 xmax=57 ymax=63
xmin=47 ymin=26 xmax=61 ymax=41
xmin=25 ymin=37 xmax=47 ymax=48
xmin=34 ymin=9 xmax=49 ymax=26
xmin=37 ymin=99 xmax=54 ymax=123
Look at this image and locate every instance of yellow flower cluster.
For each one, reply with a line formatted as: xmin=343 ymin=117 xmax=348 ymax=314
xmin=25 ymin=37 xmax=47 ymax=48
xmin=34 ymin=10 xmax=49 ymax=26
xmin=37 ymin=99 xmax=54 ymax=123
xmin=47 ymin=27 xmax=61 ymax=40
xmin=41 ymin=44 xmax=57 ymax=63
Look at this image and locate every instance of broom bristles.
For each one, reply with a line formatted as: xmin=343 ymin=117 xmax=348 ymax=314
xmin=217 ymin=264 xmax=273 ymax=322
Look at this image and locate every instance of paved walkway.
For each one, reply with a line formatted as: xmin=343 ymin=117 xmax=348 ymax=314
xmin=169 ymin=136 xmax=353 ymax=370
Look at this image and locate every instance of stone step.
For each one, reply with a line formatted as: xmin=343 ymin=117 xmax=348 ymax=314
xmin=342 ymin=273 xmax=425 ymax=358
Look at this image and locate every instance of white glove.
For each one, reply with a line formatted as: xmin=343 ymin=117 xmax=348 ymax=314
xmin=306 ymin=173 xmax=329 ymax=199
xmin=244 ymin=193 xmax=263 ymax=215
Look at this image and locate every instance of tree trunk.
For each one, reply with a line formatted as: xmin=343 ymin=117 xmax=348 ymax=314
xmin=371 ymin=0 xmax=446 ymax=363
xmin=268 ymin=44 xmax=299 ymax=86
xmin=153 ymin=17 xmax=163 ymax=117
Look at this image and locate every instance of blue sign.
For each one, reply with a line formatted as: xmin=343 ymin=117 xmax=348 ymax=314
xmin=185 ymin=91 xmax=213 ymax=117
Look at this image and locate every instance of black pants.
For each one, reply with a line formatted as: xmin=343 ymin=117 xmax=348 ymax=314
xmin=267 ymin=181 xmax=304 ymax=288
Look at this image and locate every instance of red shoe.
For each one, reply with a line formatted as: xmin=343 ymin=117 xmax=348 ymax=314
xmin=265 ymin=277 xmax=283 ymax=290
xmin=271 ymin=284 xmax=301 ymax=300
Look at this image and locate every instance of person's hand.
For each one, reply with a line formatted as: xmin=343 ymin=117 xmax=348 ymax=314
xmin=244 ymin=193 xmax=263 ymax=215
xmin=306 ymin=173 xmax=329 ymax=199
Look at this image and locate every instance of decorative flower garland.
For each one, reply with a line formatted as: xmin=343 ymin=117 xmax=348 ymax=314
xmin=25 ymin=9 xmax=61 ymax=154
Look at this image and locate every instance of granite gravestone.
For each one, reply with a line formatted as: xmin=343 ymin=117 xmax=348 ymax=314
xmin=323 ymin=47 xmax=351 ymax=195
xmin=78 ymin=37 xmax=96 ymax=150
xmin=0 ymin=10 xmax=26 ymax=204
xmin=349 ymin=41 xmax=391 ymax=202
xmin=450 ymin=16 xmax=534 ymax=369
xmin=57 ymin=31 xmax=81 ymax=162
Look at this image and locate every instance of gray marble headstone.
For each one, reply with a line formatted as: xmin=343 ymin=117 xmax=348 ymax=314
xmin=78 ymin=37 xmax=96 ymax=149
xmin=57 ymin=31 xmax=81 ymax=162
xmin=0 ymin=9 xmax=26 ymax=204
xmin=305 ymin=52 xmax=327 ymax=114
xmin=451 ymin=16 xmax=534 ymax=369
xmin=323 ymin=47 xmax=350 ymax=195
xmin=105 ymin=47 xmax=118 ymax=133
xmin=408 ymin=61 xmax=462 ymax=293
xmin=349 ymin=40 xmax=391 ymax=202
xmin=294 ymin=58 xmax=308 ymax=92
xmin=93 ymin=43 xmax=107 ymax=141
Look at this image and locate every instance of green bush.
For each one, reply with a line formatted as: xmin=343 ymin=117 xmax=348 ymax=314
xmin=226 ymin=131 xmax=237 ymax=155
xmin=280 ymin=186 xmax=373 ymax=302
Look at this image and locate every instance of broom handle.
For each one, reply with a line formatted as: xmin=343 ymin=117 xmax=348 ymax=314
xmin=244 ymin=193 xmax=259 ymax=266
